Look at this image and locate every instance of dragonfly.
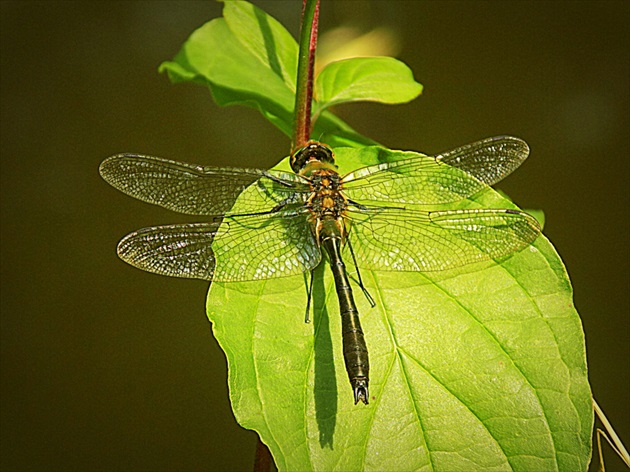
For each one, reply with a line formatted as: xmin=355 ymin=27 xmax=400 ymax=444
xmin=99 ymin=136 xmax=541 ymax=405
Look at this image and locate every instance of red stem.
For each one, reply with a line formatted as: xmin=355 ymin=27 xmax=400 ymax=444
xmin=253 ymin=436 xmax=272 ymax=472
xmin=292 ymin=0 xmax=320 ymax=152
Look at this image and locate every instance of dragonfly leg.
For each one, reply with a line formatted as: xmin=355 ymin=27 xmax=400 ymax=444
xmin=304 ymin=270 xmax=314 ymax=323
xmin=347 ymin=239 xmax=376 ymax=308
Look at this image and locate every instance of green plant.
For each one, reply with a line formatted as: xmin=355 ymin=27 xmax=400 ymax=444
xmin=152 ymin=1 xmax=593 ymax=470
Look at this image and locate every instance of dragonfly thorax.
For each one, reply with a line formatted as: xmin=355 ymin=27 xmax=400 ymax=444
xmin=307 ymin=168 xmax=349 ymax=243
xmin=307 ymin=170 xmax=347 ymax=218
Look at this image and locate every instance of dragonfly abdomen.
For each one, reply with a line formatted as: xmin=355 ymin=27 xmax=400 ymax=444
xmin=320 ymin=220 xmax=370 ymax=405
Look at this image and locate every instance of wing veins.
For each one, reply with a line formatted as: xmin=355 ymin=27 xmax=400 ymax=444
xmin=117 ymin=210 xmax=320 ymax=282
xmin=100 ymin=153 xmax=310 ymax=216
xmin=346 ymin=207 xmax=540 ymax=272
xmin=342 ymin=136 xmax=530 ymax=206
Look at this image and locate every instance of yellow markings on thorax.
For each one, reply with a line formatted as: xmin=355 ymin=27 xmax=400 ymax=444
xmin=305 ymin=168 xmax=349 ymax=244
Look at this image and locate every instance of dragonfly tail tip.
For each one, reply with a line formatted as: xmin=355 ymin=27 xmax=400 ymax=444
xmin=353 ymin=379 xmax=369 ymax=405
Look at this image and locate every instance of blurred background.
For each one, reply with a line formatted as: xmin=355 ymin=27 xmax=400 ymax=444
xmin=1 ymin=1 xmax=628 ymax=470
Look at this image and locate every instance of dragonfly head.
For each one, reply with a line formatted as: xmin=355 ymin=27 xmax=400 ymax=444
xmin=291 ymin=141 xmax=335 ymax=174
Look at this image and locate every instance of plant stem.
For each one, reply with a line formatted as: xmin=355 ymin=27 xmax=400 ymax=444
xmin=253 ymin=436 xmax=273 ymax=472
xmin=594 ymin=398 xmax=630 ymax=468
xmin=291 ymin=0 xmax=320 ymax=152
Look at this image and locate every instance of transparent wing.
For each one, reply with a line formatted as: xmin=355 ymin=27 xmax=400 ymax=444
xmin=342 ymin=136 xmax=529 ymax=206
xmin=99 ymin=154 xmax=311 ymax=216
xmin=435 ymin=135 xmax=529 ymax=185
xmin=346 ymin=207 xmax=541 ymax=272
xmin=117 ymin=211 xmax=321 ymax=282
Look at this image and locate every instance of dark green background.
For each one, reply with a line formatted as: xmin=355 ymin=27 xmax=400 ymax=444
xmin=1 ymin=1 xmax=628 ymax=471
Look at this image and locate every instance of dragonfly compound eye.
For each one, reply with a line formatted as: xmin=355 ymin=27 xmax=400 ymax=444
xmin=291 ymin=142 xmax=335 ymax=173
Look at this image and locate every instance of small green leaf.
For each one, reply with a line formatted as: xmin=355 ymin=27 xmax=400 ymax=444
xmin=159 ymin=16 xmax=296 ymax=135
xmin=315 ymin=56 xmax=423 ymax=113
xmin=158 ymin=1 xmax=375 ymax=148
xmin=207 ymin=147 xmax=592 ymax=471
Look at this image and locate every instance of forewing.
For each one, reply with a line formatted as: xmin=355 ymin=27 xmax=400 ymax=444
xmin=117 ymin=212 xmax=321 ymax=282
xmin=99 ymin=154 xmax=310 ymax=215
xmin=346 ymin=207 xmax=541 ymax=272
xmin=342 ymin=136 xmax=529 ymax=206
xmin=436 ymin=136 xmax=529 ymax=185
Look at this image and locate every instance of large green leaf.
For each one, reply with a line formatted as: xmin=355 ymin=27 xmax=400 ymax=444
xmin=315 ymin=56 xmax=423 ymax=114
xmin=206 ymin=147 xmax=592 ymax=471
xmin=158 ymin=0 xmax=377 ymax=148
xmin=222 ymin=0 xmax=298 ymax=91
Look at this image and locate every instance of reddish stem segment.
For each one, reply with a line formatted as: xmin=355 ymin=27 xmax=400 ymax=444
xmin=292 ymin=0 xmax=320 ymax=152
xmin=253 ymin=436 xmax=272 ymax=472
